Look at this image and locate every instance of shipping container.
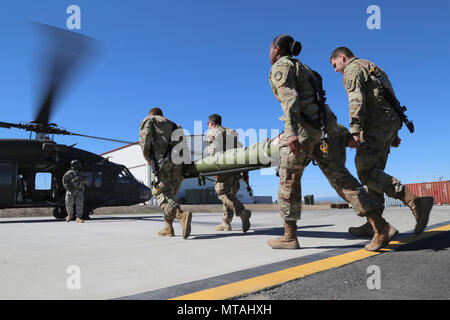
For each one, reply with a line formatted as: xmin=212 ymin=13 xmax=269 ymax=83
xmin=185 ymin=188 xmax=220 ymax=204
xmin=405 ymin=180 xmax=450 ymax=204
xmin=384 ymin=195 xmax=403 ymax=207
xmin=304 ymin=195 xmax=315 ymax=205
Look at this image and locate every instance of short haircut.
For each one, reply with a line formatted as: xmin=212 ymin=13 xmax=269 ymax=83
xmin=149 ymin=107 xmax=163 ymax=116
xmin=208 ymin=114 xmax=222 ymax=125
xmin=330 ymin=47 xmax=355 ymax=62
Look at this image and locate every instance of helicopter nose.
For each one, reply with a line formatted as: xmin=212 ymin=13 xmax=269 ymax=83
xmin=139 ymin=184 xmax=152 ymax=203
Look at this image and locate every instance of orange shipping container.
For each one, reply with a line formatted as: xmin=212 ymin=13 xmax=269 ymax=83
xmin=406 ymin=181 xmax=450 ymax=204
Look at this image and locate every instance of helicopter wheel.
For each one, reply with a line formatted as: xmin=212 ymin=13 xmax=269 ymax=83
xmin=53 ymin=207 xmax=68 ymax=219
xmin=82 ymin=209 xmax=93 ymax=220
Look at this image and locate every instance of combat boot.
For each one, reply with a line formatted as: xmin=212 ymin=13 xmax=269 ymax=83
xmin=158 ymin=219 xmax=174 ymax=237
xmin=76 ymin=217 xmax=84 ymax=223
xmin=66 ymin=215 xmax=73 ymax=223
xmin=402 ymin=188 xmax=433 ymax=235
xmin=364 ymin=214 xmax=398 ymax=252
xmin=239 ymin=209 xmax=251 ymax=233
xmin=176 ymin=208 xmax=192 ymax=239
xmin=268 ymin=222 xmax=300 ymax=250
xmin=348 ymin=221 xmax=374 ymax=237
xmin=216 ymin=221 xmax=232 ymax=231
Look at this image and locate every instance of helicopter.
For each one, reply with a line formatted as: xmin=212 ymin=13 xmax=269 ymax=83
xmin=0 ymin=24 xmax=151 ymax=220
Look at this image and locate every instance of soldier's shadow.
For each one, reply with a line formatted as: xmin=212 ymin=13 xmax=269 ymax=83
xmin=192 ymin=224 xmax=369 ymax=241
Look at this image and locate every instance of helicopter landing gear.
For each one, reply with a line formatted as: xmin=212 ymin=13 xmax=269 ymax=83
xmin=52 ymin=207 xmax=68 ymax=219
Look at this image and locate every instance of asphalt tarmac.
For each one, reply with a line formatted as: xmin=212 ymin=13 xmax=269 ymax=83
xmin=0 ymin=206 xmax=449 ymax=300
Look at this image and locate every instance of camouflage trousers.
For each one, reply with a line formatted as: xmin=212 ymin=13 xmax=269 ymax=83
xmin=278 ymin=134 xmax=381 ymax=222
xmin=65 ymin=191 xmax=84 ymax=218
xmin=215 ymin=174 xmax=245 ymax=223
xmin=355 ymin=127 xmax=405 ymax=212
xmin=151 ymin=161 xmax=184 ymax=220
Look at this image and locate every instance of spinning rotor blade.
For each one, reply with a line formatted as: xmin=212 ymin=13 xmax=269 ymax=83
xmin=33 ymin=23 xmax=96 ymax=126
xmin=67 ymin=132 xmax=135 ymax=145
xmin=0 ymin=121 xmax=15 ymax=129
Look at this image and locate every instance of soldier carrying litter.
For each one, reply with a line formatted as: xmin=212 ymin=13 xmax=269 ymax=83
xmin=62 ymin=160 xmax=87 ymax=223
xmin=206 ymin=114 xmax=252 ymax=233
xmin=330 ymin=47 xmax=433 ymax=237
xmin=139 ymin=107 xmax=192 ymax=239
xmin=268 ymin=34 xmax=398 ymax=252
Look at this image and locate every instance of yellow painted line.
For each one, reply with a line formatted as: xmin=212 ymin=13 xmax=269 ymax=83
xmin=170 ymin=224 xmax=450 ymax=300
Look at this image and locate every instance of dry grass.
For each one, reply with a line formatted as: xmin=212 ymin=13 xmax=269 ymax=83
xmin=0 ymin=203 xmax=336 ymax=218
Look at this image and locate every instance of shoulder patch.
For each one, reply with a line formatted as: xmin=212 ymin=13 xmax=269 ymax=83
xmin=346 ymin=80 xmax=353 ymax=90
xmin=274 ymin=71 xmax=283 ymax=81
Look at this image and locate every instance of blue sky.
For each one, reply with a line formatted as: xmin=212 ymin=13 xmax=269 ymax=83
xmin=0 ymin=0 xmax=449 ymax=200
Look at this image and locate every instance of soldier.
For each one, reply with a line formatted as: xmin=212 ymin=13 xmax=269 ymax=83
xmin=206 ymin=114 xmax=251 ymax=233
xmin=268 ymin=34 xmax=398 ymax=251
xmin=330 ymin=47 xmax=433 ymax=237
xmin=139 ymin=107 xmax=192 ymax=239
xmin=62 ymin=160 xmax=86 ymax=223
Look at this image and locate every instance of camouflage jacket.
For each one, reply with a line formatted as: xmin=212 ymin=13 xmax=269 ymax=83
xmin=139 ymin=115 xmax=187 ymax=165
xmin=207 ymin=125 xmax=243 ymax=156
xmin=342 ymin=57 xmax=401 ymax=134
xmin=269 ymin=56 xmax=329 ymax=143
xmin=62 ymin=170 xmax=86 ymax=194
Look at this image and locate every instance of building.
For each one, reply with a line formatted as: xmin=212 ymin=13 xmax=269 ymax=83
xmin=100 ymin=135 xmax=254 ymax=205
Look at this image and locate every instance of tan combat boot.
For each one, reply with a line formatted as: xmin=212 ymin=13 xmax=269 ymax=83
xmin=158 ymin=219 xmax=175 ymax=237
xmin=268 ymin=222 xmax=300 ymax=250
xmin=176 ymin=209 xmax=192 ymax=239
xmin=76 ymin=217 xmax=84 ymax=223
xmin=364 ymin=214 xmax=398 ymax=252
xmin=348 ymin=220 xmax=374 ymax=237
xmin=66 ymin=215 xmax=73 ymax=223
xmin=402 ymin=188 xmax=433 ymax=235
xmin=239 ymin=209 xmax=251 ymax=233
xmin=216 ymin=221 xmax=232 ymax=231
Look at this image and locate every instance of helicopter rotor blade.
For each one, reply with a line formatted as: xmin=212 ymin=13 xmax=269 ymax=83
xmin=33 ymin=23 xmax=96 ymax=126
xmin=0 ymin=121 xmax=14 ymax=129
xmin=67 ymin=132 xmax=135 ymax=145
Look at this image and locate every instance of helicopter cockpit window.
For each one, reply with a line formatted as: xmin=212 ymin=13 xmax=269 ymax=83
xmin=0 ymin=164 xmax=12 ymax=186
xmin=95 ymin=172 xmax=103 ymax=188
xmin=116 ymin=169 xmax=132 ymax=184
xmin=84 ymin=172 xmax=94 ymax=187
xmin=35 ymin=172 xmax=52 ymax=190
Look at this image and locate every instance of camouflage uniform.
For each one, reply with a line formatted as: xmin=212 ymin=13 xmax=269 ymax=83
xmin=342 ymin=57 xmax=433 ymax=236
xmin=269 ymin=56 xmax=382 ymax=223
xmin=207 ymin=126 xmax=250 ymax=229
xmin=62 ymin=169 xmax=86 ymax=219
xmin=139 ymin=115 xmax=185 ymax=221
xmin=343 ymin=57 xmax=405 ymax=208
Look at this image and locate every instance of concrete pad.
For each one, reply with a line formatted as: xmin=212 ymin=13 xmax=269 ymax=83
xmin=0 ymin=206 xmax=449 ymax=300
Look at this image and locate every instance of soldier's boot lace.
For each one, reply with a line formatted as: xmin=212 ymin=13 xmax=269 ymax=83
xmin=268 ymin=222 xmax=300 ymax=250
xmin=365 ymin=214 xmax=398 ymax=252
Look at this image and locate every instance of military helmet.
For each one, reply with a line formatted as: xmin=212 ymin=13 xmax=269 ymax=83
xmin=70 ymin=160 xmax=82 ymax=170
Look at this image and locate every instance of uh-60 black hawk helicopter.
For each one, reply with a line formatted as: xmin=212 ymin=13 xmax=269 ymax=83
xmin=0 ymin=24 xmax=151 ymax=220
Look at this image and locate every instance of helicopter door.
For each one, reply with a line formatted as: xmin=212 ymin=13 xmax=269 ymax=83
xmin=0 ymin=162 xmax=17 ymax=208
